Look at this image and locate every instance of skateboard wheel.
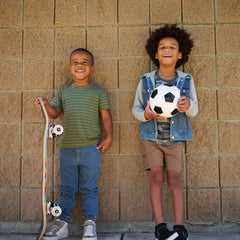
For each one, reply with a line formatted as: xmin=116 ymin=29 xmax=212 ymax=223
xmin=51 ymin=206 xmax=62 ymax=217
xmin=47 ymin=202 xmax=62 ymax=217
xmin=53 ymin=125 xmax=64 ymax=136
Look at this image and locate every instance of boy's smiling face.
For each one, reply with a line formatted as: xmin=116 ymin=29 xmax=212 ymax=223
xmin=155 ymin=37 xmax=182 ymax=68
xmin=69 ymin=51 xmax=94 ymax=86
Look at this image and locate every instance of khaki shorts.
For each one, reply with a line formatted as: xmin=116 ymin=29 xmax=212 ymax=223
xmin=142 ymin=139 xmax=185 ymax=173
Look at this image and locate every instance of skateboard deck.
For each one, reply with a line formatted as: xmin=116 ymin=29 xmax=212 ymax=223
xmin=36 ymin=99 xmax=63 ymax=240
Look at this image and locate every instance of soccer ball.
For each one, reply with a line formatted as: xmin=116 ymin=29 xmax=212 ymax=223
xmin=149 ymin=84 xmax=180 ymax=118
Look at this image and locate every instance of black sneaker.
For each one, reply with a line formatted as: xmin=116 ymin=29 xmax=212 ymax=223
xmin=173 ymin=225 xmax=188 ymax=240
xmin=155 ymin=223 xmax=179 ymax=240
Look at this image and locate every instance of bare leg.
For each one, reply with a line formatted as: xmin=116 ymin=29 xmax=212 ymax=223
xmin=150 ymin=166 xmax=165 ymax=225
xmin=167 ymin=170 xmax=184 ymax=225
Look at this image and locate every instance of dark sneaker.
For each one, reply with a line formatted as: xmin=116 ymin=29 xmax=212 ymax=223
xmin=43 ymin=219 xmax=69 ymax=240
xmin=173 ymin=225 xmax=188 ymax=240
xmin=155 ymin=223 xmax=179 ymax=240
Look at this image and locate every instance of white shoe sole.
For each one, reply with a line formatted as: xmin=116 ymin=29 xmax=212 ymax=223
xmin=166 ymin=232 xmax=179 ymax=240
xmin=43 ymin=233 xmax=68 ymax=240
xmin=155 ymin=232 xmax=179 ymax=240
xmin=82 ymin=237 xmax=97 ymax=240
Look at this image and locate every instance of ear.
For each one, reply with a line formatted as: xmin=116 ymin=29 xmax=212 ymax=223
xmin=91 ymin=65 xmax=95 ymax=73
xmin=155 ymin=53 xmax=158 ymax=59
xmin=178 ymin=52 xmax=182 ymax=59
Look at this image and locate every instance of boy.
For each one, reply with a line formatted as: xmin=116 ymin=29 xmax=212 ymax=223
xmin=35 ymin=48 xmax=113 ymax=240
xmin=132 ymin=25 xmax=198 ymax=240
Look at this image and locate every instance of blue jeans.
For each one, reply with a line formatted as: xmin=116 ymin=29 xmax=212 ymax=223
xmin=57 ymin=145 xmax=101 ymax=222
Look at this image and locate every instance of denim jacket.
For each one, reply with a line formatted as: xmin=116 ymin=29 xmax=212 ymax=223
xmin=132 ymin=70 xmax=198 ymax=141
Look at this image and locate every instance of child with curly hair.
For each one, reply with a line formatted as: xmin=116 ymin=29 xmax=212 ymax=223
xmin=132 ymin=25 xmax=198 ymax=240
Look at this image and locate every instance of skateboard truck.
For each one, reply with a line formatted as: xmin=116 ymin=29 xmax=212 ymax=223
xmin=47 ymin=202 xmax=62 ymax=217
xmin=49 ymin=125 xmax=64 ymax=139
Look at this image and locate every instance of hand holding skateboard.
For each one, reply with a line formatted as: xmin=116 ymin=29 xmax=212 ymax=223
xmin=35 ymin=97 xmax=47 ymax=110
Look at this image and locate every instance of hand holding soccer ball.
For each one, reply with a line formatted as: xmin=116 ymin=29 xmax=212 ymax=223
xmin=177 ymin=96 xmax=190 ymax=113
xmin=144 ymin=101 xmax=167 ymax=120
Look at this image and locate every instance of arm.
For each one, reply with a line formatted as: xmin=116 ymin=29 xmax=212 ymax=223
xmin=35 ymin=97 xmax=62 ymax=119
xmin=132 ymin=80 xmax=147 ymax=122
xmin=132 ymin=80 xmax=166 ymax=122
xmin=178 ymin=77 xmax=198 ymax=117
xmin=97 ymin=109 xmax=113 ymax=154
xmin=186 ymin=77 xmax=198 ymax=117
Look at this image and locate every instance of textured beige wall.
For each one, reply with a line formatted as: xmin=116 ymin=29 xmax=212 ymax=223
xmin=0 ymin=0 xmax=240 ymax=227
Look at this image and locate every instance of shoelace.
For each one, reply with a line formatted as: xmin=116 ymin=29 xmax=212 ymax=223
xmin=51 ymin=221 xmax=63 ymax=233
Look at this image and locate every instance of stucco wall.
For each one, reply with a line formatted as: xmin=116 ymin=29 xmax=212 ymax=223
xmin=0 ymin=0 xmax=240 ymax=231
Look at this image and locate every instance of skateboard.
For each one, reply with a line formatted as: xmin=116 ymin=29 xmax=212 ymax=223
xmin=36 ymin=98 xmax=64 ymax=240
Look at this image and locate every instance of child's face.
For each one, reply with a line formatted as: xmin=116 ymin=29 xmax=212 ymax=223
xmin=69 ymin=51 xmax=94 ymax=85
xmin=155 ymin=37 xmax=182 ymax=68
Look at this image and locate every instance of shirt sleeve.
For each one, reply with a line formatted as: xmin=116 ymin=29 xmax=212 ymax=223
xmin=186 ymin=77 xmax=198 ymax=118
xmin=51 ymin=87 xmax=63 ymax=111
xmin=132 ymin=80 xmax=149 ymax=122
xmin=99 ymin=88 xmax=110 ymax=111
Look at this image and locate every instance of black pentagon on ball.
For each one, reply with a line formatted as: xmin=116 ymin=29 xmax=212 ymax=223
xmin=171 ymin=108 xmax=179 ymax=116
xmin=164 ymin=92 xmax=175 ymax=103
xmin=151 ymin=89 xmax=158 ymax=99
xmin=154 ymin=106 xmax=163 ymax=114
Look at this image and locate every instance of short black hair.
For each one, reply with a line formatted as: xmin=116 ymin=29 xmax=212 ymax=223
xmin=70 ymin=48 xmax=94 ymax=65
xmin=145 ymin=24 xmax=194 ymax=68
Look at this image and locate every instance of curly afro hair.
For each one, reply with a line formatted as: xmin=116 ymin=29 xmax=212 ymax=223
xmin=145 ymin=24 xmax=194 ymax=69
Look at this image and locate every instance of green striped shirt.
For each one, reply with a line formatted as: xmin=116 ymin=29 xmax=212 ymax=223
xmin=51 ymin=84 xmax=110 ymax=148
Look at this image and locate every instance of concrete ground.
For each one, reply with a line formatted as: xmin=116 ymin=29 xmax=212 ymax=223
xmin=0 ymin=232 xmax=240 ymax=240
xmin=1 ymin=221 xmax=239 ymax=239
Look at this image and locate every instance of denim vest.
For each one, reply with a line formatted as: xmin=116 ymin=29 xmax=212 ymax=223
xmin=141 ymin=71 xmax=193 ymax=141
